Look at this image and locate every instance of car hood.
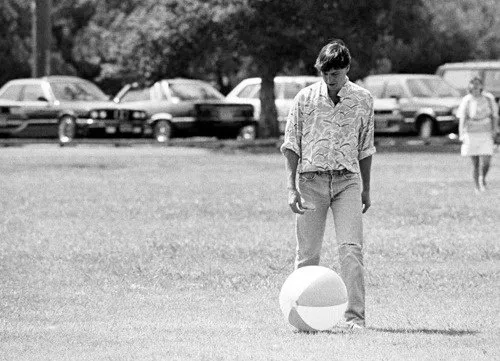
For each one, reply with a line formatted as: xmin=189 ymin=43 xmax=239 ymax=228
xmin=410 ymin=97 xmax=461 ymax=109
xmin=57 ymin=101 xmax=144 ymax=111
xmin=373 ymin=98 xmax=399 ymax=110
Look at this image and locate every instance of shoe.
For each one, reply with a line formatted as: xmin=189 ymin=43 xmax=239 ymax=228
xmin=345 ymin=321 xmax=365 ymax=331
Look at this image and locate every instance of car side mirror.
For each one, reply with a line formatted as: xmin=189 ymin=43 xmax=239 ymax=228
xmin=37 ymin=96 xmax=49 ymax=102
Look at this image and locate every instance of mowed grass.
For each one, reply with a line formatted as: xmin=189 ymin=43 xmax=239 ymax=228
xmin=0 ymin=144 xmax=499 ymax=361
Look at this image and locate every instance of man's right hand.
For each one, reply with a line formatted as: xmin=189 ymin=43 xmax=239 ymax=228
xmin=288 ymin=189 xmax=315 ymax=214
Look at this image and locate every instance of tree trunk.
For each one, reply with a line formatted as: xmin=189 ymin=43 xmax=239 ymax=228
xmin=259 ymin=70 xmax=279 ymax=138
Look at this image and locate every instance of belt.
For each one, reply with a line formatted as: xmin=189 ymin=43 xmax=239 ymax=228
xmin=304 ymin=169 xmax=351 ymax=176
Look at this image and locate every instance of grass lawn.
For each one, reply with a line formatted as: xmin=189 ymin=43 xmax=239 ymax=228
xmin=0 ymin=144 xmax=499 ymax=361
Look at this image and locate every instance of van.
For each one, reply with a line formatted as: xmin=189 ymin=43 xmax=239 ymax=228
xmin=436 ymin=61 xmax=500 ymax=101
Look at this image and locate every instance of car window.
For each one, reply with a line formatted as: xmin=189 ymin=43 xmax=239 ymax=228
xmin=362 ymin=77 xmax=385 ymax=98
xmin=407 ymin=78 xmax=460 ymax=98
xmin=0 ymin=84 xmax=23 ymax=101
xmin=121 ymin=88 xmax=151 ymax=102
xmin=50 ymin=81 xmax=109 ymax=101
xmin=484 ymin=70 xmax=500 ymax=92
xmin=20 ymin=84 xmax=45 ymax=101
xmin=236 ymin=84 xmax=259 ymax=98
xmin=169 ymin=83 xmax=224 ymax=101
xmin=441 ymin=69 xmax=480 ymax=92
xmin=282 ymin=82 xmax=305 ymax=99
xmin=384 ymin=81 xmax=405 ymax=98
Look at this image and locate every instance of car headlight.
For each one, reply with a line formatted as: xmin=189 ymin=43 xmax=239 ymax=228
xmin=90 ymin=110 xmax=99 ymax=119
xmin=99 ymin=110 xmax=107 ymax=119
xmin=133 ymin=111 xmax=146 ymax=119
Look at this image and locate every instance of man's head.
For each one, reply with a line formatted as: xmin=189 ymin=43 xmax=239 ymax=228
xmin=315 ymin=39 xmax=351 ymax=93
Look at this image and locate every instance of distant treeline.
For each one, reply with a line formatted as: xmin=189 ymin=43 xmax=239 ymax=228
xmin=1 ymin=0 xmax=499 ymax=94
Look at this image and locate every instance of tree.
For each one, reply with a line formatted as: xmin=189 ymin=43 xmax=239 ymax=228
xmin=0 ymin=0 xmax=32 ymax=85
xmin=217 ymin=0 xmax=390 ymax=138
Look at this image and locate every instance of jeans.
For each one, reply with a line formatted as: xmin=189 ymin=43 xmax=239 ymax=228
xmin=295 ymin=170 xmax=365 ymax=325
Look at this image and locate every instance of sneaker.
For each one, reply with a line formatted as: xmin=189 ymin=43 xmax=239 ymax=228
xmin=345 ymin=321 xmax=365 ymax=331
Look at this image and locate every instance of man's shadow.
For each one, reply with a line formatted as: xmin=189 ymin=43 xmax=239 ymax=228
xmin=369 ymin=327 xmax=478 ymax=336
xmin=295 ymin=327 xmax=478 ymax=336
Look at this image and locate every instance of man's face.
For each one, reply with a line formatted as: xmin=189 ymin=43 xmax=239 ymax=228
xmin=321 ymin=66 xmax=349 ymax=92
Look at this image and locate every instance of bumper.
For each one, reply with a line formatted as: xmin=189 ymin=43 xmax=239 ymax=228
xmin=76 ymin=118 xmax=145 ymax=135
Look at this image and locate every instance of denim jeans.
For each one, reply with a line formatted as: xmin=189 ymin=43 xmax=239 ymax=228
xmin=295 ymin=170 xmax=365 ymax=325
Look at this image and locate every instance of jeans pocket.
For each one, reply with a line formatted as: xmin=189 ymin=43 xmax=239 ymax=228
xmin=299 ymin=172 xmax=317 ymax=182
xmin=343 ymin=172 xmax=359 ymax=181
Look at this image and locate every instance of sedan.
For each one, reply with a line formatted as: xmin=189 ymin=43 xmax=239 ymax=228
xmin=114 ymin=79 xmax=257 ymax=143
xmin=0 ymin=76 xmax=155 ymax=144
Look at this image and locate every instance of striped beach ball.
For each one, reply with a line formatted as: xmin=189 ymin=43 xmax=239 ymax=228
xmin=279 ymin=266 xmax=348 ymax=331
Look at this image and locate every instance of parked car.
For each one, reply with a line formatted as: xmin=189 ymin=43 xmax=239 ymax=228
xmin=0 ymin=76 xmax=154 ymax=144
xmin=359 ymin=74 xmax=461 ymax=138
xmin=0 ymin=101 xmax=25 ymax=135
xmin=226 ymin=76 xmax=321 ymax=134
xmin=436 ymin=61 xmax=500 ymax=102
xmin=113 ymin=79 xmax=256 ymax=142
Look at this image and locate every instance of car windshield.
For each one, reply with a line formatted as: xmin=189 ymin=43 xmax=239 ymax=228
xmin=50 ymin=81 xmax=109 ymax=101
xmin=169 ymin=82 xmax=224 ymax=101
xmin=407 ymin=78 xmax=460 ymax=98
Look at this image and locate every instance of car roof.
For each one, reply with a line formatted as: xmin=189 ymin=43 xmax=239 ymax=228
xmin=161 ymin=78 xmax=211 ymax=84
xmin=237 ymin=76 xmax=321 ymax=84
xmin=437 ymin=61 xmax=500 ymax=70
xmin=364 ymin=74 xmax=441 ymax=80
xmin=3 ymin=76 xmax=92 ymax=86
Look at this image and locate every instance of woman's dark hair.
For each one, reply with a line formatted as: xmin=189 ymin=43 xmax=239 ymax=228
xmin=314 ymin=39 xmax=351 ymax=72
xmin=468 ymin=76 xmax=483 ymax=93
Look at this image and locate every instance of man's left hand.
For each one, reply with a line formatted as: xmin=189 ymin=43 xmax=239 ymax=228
xmin=361 ymin=190 xmax=371 ymax=213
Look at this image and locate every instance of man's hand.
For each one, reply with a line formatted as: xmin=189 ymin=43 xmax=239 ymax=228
xmin=361 ymin=190 xmax=371 ymax=213
xmin=288 ymin=189 xmax=315 ymax=214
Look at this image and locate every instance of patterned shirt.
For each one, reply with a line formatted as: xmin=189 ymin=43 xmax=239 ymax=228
xmin=280 ymin=78 xmax=376 ymax=173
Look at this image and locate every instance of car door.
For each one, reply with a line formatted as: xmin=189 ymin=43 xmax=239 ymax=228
xmin=19 ymin=83 xmax=60 ymax=137
xmin=275 ymin=81 xmax=307 ymax=134
xmin=0 ymin=84 xmax=25 ymax=134
xmin=380 ymin=79 xmax=411 ymax=131
xmin=160 ymin=81 xmax=207 ymax=136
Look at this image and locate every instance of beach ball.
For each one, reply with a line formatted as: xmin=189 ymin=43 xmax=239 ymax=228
xmin=279 ymin=266 xmax=348 ymax=331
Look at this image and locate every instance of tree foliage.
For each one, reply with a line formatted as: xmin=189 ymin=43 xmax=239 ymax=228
xmin=0 ymin=0 xmax=499 ymax=137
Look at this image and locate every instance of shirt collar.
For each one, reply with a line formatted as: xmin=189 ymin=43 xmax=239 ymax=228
xmin=320 ymin=76 xmax=352 ymax=99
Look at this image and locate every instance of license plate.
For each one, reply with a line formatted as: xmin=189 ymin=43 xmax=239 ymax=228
xmin=120 ymin=124 xmax=133 ymax=132
xmin=219 ymin=108 xmax=234 ymax=120
xmin=375 ymin=120 xmax=388 ymax=129
xmin=106 ymin=126 xmax=117 ymax=134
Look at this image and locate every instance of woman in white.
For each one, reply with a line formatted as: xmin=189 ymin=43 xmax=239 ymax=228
xmin=457 ymin=77 xmax=499 ymax=192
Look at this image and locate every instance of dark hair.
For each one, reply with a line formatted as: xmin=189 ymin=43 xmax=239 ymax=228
xmin=314 ymin=39 xmax=351 ymax=72
xmin=468 ymin=76 xmax=483 ymax=93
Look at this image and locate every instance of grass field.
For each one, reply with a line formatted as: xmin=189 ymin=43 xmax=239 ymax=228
xmin=0 ymin=144 xmax=499 ymax=361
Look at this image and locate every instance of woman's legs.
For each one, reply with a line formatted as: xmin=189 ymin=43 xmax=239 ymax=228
xmin=480 ymin=155 xmax=492 ymax=189
xmin=471 ymin=156 xmax=480 ymax=191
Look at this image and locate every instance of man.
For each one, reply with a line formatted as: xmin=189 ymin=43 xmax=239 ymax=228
xmin=280 ymin=39 xmax=375 ymax=330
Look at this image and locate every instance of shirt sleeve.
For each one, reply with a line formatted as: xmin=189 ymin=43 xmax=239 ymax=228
xmin=358 ymin=95 xmax=376 ymax=160
xmin=280 ymin=94 xmax=301 ymax=156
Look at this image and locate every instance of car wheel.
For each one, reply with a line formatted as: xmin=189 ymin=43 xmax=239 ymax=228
xmin=58 ymin=116 xmax=76 ymax=146
xmin=154 ymin=120 xmax=171 ymax=144
xmin=237 ymin=125 xmax=257 ymax=141
xmin=418 ymin=117 xmax=434 ymax=141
